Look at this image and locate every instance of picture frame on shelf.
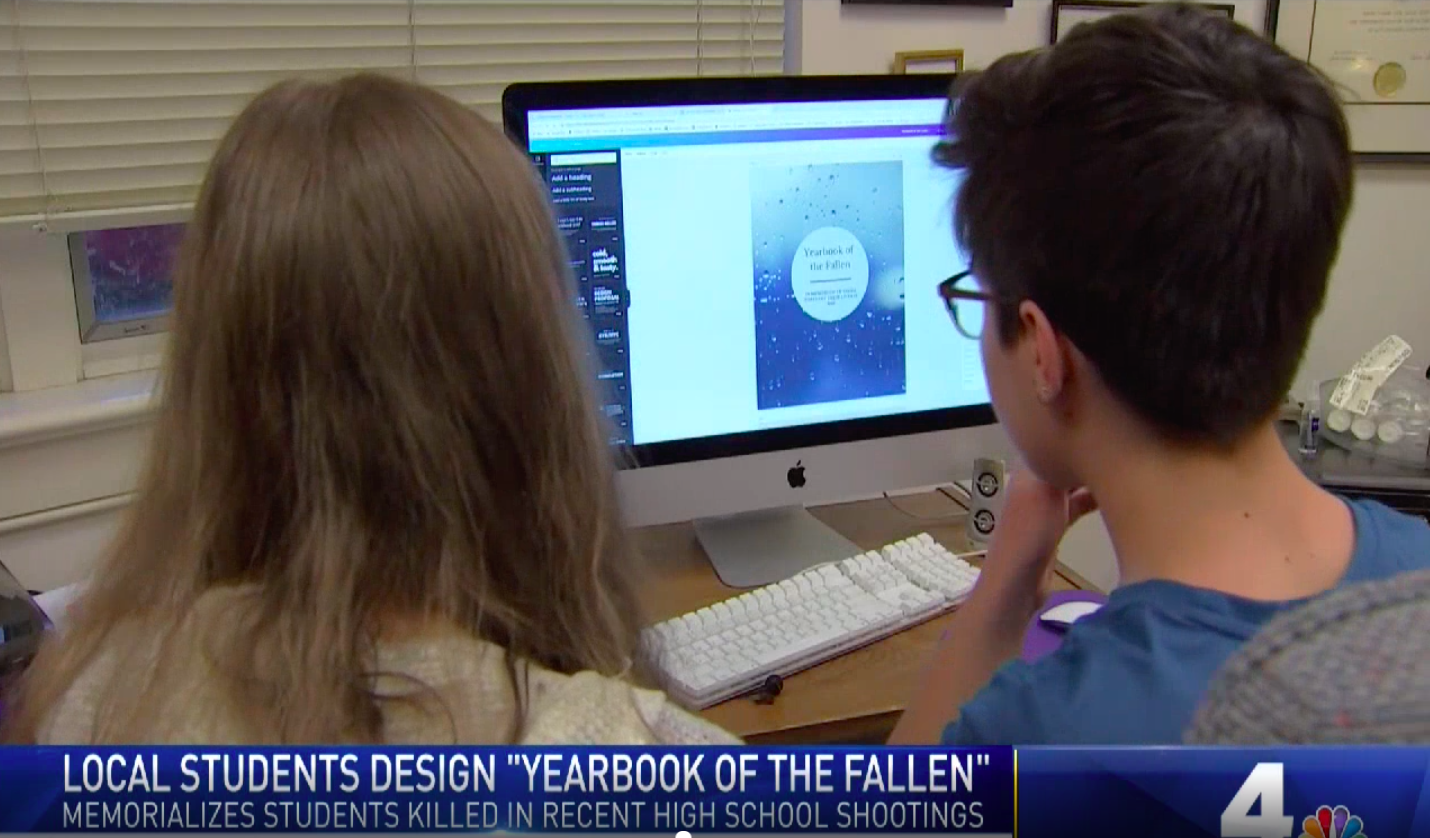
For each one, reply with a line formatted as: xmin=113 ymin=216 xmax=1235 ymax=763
xmin=1050 ymin=1 xmax=1234 ymax=44
xmin=1267 ymin=0 xmax=1430 ymax=160
xmin=892 ymin=49 xmax=965 ymax=74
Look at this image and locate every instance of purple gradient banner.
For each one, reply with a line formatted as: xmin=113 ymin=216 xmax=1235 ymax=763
xmin=0 ymin=746 xmax=1013 ymax=833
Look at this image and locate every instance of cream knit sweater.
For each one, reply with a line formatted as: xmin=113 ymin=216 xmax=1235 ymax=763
xmin=38 ymin=591 xmax=739 ymax=746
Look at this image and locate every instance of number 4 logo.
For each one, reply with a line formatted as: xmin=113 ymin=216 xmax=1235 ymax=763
xmin=1222 ymin=763 xmax=1296 ymax=838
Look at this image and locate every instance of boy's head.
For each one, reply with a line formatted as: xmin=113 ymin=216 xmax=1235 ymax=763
xmin=938 ymin=4 xmax=1352 ymax=484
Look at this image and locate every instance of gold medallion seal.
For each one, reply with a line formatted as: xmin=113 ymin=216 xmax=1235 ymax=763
xmin=1374 ymin=62 xmax=1407 ymax=97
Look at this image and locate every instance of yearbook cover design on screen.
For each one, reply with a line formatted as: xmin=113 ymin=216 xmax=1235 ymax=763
xmin=752 ymin=161 xmax=907 ymax=411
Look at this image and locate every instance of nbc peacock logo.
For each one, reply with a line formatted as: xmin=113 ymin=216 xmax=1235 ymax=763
xmin=1300 ymin=805 xmax=1365 ymax=838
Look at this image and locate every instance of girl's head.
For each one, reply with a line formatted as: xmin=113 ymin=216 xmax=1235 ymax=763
xmin=6 ymin=74 xmax=647 ymax=742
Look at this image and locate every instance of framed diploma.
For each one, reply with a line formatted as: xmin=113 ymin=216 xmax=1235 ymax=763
xmin=1051 ymin=1 xmax=1234 ymax=43
xmin=1268 ymin=0 xmax=1430 ymax=159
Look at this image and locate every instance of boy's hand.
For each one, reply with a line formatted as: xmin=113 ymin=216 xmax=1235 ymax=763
xmin=892 ymin=472 xmax=1097 ymax=745
xmin=975 ymin=472 xmax=1097 ymax=615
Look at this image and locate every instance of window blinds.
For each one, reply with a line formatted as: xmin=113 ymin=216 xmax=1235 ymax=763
xmin=0 ymin=0 xmax=783 ymax=221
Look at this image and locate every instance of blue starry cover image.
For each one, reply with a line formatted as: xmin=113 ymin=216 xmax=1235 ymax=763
xmin=751 ymin=161 xmax=906 ymax=410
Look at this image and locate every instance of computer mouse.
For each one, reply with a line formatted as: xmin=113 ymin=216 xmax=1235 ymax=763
xmin=1039 ymin=600 xmax=1102 ymax=629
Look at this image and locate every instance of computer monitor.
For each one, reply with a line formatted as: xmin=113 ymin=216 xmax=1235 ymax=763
xmin=503 ymin=75 xmax=1003 ymax=587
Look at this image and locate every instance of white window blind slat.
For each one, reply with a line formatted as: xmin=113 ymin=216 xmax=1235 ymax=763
xmin=16 ymin=1 xmax=413 ymax=29
xmin=28 ymin=71 xmax=402 ymax=102
xmin=22 ymin=29 xmax=416 ymax=52
xmin=26 ymin=49 xmax=416 ymax=77
xmin=0 ymin=0 xmax=782 ymax=221
xmin=0 ymin=1 xmax=37 ymax=216
xmin=38 ymin=94 xmax=278 ymax=125
xmin=0 ymin=126 xmax=33 ymax=152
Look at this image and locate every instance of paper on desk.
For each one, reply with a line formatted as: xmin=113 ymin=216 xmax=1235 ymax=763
xmin=34 ymin=583 xmax=83 ymax=630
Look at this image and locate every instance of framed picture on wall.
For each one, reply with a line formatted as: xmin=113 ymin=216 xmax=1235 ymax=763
xmin=1051 ymin=1 xmax=1234 ymax=44
xmin=892 ymin=49 xmax=965 ymax=74
xmin=1267 ymin=0 xmax=1430 ymax=160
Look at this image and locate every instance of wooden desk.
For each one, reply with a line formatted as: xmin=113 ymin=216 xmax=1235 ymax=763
xmin=635 ymin=489 xmax=1094 ymax=745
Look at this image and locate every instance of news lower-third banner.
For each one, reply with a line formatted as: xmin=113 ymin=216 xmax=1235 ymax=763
xmin=0 ymin=745 xmax=1426 ymax=836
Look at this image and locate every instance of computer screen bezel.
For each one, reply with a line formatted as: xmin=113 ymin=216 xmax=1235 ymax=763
xmin=502 ymin=74 xmax=995 ymax=469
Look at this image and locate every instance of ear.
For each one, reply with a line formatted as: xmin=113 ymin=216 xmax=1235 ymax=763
xmin=1017 ymin=300 xmax=1069 ymax=402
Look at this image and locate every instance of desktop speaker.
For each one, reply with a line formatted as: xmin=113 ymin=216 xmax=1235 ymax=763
xmin=967 ymin=457 xmax=1006 ymax=544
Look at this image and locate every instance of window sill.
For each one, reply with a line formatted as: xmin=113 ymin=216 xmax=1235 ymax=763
xmin=80 ymin=333 xmax=167 ymax=383
xmin=0 ymin=369 xmax=157 ymax=450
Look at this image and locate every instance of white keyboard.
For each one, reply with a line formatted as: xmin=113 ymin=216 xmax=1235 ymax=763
xmin=644 ymin=533 xmax=983 ymax=708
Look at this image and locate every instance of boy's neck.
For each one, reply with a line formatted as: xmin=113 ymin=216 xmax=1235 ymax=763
xmin=1083 ymin=422 xmax=1355 ymax=601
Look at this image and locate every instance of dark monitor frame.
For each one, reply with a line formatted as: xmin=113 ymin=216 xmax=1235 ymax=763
xmin=502 ymin=74 xmax=994 ymax=470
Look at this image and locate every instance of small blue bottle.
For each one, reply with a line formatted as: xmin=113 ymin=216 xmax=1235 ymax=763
xmin=1299 ymin=384 xmax=1320 ymax=459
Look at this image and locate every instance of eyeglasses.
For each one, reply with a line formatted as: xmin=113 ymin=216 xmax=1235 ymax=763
xmin=938 ymin=270 xmax=993 ymax=340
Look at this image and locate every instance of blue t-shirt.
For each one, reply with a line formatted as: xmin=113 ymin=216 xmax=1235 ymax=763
xmin=941 ymin=498 xmax=1430 ymax=745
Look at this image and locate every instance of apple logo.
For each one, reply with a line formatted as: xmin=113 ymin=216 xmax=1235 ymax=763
xmin=786 ymin=460 xmax=807 ymax=489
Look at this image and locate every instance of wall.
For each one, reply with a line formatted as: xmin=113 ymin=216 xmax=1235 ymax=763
xmin=0 ymin=371 xmax=152 ymax=590
xmin=792 ymin=0 xmax=1430 ymax=591
xmin=0 ymin=503 xmax=121 ymax=592
xmin=795 ymin=0 xmax=1262 ymax=72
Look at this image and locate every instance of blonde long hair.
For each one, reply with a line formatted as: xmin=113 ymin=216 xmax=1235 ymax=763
xmin=4 ymin=74 xmax=651 ymax=743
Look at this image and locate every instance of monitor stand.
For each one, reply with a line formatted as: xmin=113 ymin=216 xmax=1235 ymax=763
xmin=692 ymin=505 xmax=861 ymax=589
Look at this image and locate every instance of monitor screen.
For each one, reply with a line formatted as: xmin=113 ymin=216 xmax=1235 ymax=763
xmin=521 ymin=94 xmax=987 ymax=451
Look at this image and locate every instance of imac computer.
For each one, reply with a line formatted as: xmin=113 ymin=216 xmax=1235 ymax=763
xmin=503 ymin=75 xmax=1002 ymax=588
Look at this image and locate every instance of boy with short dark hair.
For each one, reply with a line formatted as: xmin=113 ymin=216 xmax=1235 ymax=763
xmin=891 ymin=3 xmax=1430 ymax=745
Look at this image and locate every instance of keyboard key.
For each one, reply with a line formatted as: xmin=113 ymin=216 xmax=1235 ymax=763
xmin=750 ymin=627 xmax=845 ymax=669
